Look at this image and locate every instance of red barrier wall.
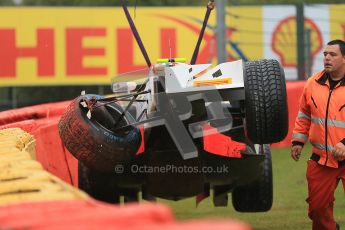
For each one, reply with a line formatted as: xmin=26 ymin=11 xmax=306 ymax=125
xmin=272 ymin=81 xmax=305 ymax=148
xmin=0 ymin=200 xmax=251 ymax=230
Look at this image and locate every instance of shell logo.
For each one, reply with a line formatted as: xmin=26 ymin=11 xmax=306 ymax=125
xmin=272 ymin=16 xmax=323 ymax=67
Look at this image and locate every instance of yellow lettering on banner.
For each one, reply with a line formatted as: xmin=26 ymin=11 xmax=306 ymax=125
xmin=0 ymin=7 xmax=214 ymax=86
xmin=329 ymin=5 xmax=345 ymax=41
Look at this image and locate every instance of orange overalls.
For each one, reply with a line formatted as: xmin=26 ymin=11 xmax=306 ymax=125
xmin=292 ymin=71 xmax=345 ymax=230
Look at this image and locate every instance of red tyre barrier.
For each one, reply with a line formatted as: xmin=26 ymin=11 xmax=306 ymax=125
xmin=140 ymin=220 xmax=252 ymax=230
xmin=0 ymin=200 xmax=173 ymax=229
xmin=0 ymin=200 xmax=251 ymax=230
xmin=0 ymin=119 xmax=39 ymax=133
xmin=0 ymin=101 xmax=69 ymax=126
xmin=33 ymin=119 xmax=78 ymax=186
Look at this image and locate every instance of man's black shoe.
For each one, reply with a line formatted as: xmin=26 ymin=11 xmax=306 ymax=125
xmin=336 ymin=222 xmax=340 ymax=230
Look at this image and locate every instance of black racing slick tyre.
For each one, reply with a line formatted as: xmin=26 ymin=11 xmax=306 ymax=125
xmin=232 ymin=144 xmax=273 ymax=212
xmin=58 ymin=94 xmax=141 ymax=172
xmin=78 ymin=161 xmax=140 ymax=204
xmin=244 ymin=59 xmax=288 ymax=144
xmin=78 ymin=161 xmax=120 ymax=203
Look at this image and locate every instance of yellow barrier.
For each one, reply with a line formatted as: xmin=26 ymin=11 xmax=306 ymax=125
xmin=0 ymin=128 xmax=88 ymax=206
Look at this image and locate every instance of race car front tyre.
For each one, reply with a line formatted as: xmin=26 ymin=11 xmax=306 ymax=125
xmin=243 ymin=59 xmax=288 ymax=144
xmin=58 ymin=94 xmax=141 ymax=172
xmin=231 ymin=144 xmax=273 ymax=212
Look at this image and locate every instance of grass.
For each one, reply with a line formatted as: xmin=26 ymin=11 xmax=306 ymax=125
xmin=157 ymin=144 xmax=345 ymax=230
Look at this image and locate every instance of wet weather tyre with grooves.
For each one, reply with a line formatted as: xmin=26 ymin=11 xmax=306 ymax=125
xmin=232 ymin=144 xmax=273 ymax=212
xmin=58 ymin=94 xmax=141 ymax=172
xmin=244 ymin=59 xmax=288 ymax=144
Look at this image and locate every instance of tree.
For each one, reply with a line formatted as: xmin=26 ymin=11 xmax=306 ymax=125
xmin=0 ymin=0 xmax=14 ymax=5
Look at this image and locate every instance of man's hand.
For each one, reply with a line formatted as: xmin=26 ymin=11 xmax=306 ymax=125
xmin=331 ymin=142 xmax=345 ymax=160
xmin=291 ymin=145 xmax=303 ymax=161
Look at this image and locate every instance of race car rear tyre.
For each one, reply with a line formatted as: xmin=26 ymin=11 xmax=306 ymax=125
xmin=244 ymin=59 xmax=288 ymax=144
xmin=78 ymin=161 xmax=140 ymax=203
xmin=58 ymin=94 xmax=141 ymax=172
xmin=231 ymin=144 xmax=273 ymax=212
xmin=78 ymin=161 xmax=120 ymax=203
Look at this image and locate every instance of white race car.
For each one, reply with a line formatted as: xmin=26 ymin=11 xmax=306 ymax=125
xmin=59 ymin=58 xmax=288 ymax=211
xmin=58 ymin=0 xmax=288 ymax=212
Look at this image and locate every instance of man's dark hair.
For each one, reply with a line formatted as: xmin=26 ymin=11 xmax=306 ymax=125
xmin=327 ymin=39 xmax=345 ymax=56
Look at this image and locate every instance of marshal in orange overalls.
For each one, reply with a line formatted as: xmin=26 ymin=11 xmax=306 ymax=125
xmin=292 ymin=70 xmax=345 ymax=230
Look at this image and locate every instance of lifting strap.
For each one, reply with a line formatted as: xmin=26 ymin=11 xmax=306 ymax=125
xmin=119 ymin=0 xmax=151 ymax=68
xmin=190 ymin=0 xmax=215 ymax=65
